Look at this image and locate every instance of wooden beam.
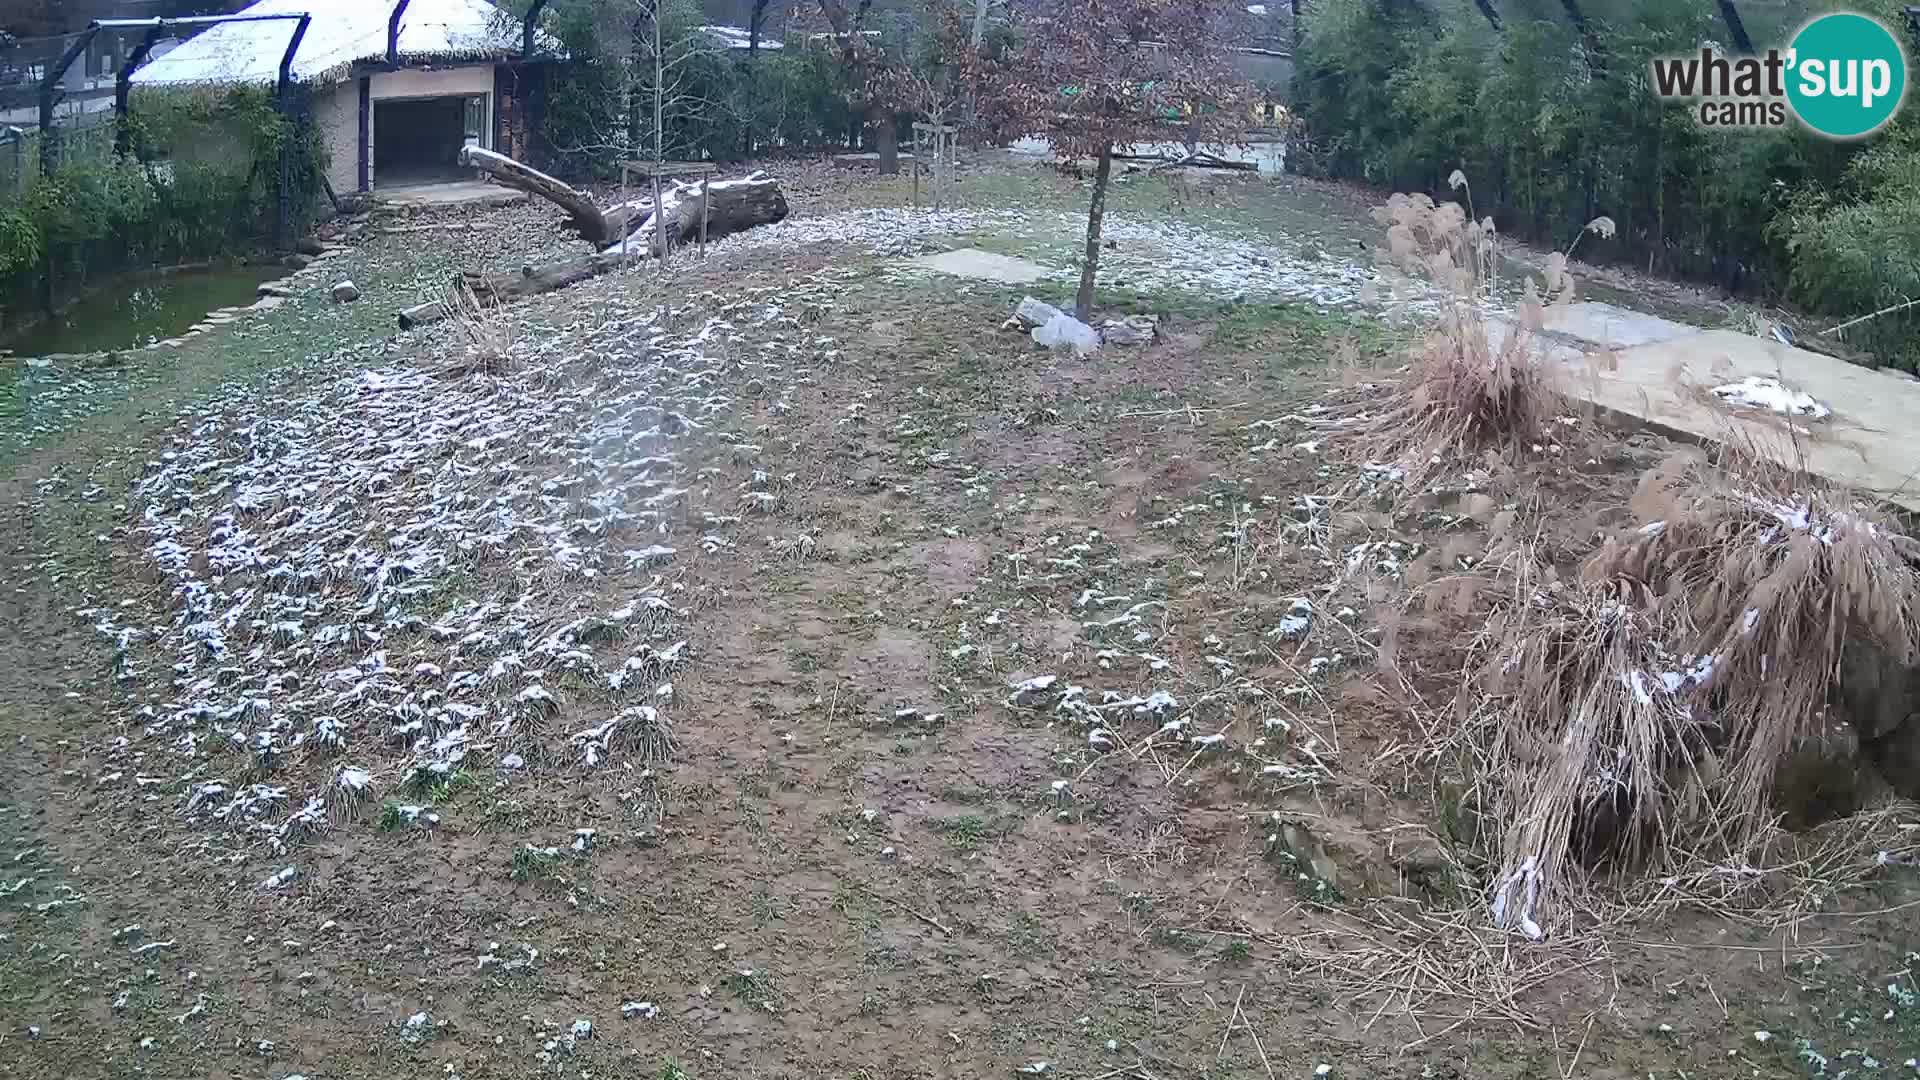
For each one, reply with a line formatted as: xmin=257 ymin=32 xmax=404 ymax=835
xmin=357 ymin=76 xmax=371 ymax=192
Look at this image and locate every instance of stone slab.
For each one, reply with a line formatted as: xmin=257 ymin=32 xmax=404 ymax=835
xmin=1541 ymin=301 xmax=1701 ymax=350
xmin=908 ymin=247 xmax=1051 ymax=285
xmin=373 ymin=180 xmax=529 ymax=209
xmin=1548 ymin=328 xmax=1920 ymax=511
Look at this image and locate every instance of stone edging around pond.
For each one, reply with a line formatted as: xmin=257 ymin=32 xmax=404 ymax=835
xmin=15 ymin=243 xmax=353 ymax=372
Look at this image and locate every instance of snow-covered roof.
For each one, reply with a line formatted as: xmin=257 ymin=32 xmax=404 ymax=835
xmin=131 ymin=0 xmax=536 ymax=89
xmin=697 ymin=25 xmax=783 ymax=51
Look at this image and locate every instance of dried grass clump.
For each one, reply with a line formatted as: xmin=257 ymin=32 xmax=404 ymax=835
xmin=1467 ymin=451 xmax=1920 ymax=936
xmin=439 ymin=278 xmax=516 ymax=378
xmin=1358 ymin=177 xmax=1612 ymax=493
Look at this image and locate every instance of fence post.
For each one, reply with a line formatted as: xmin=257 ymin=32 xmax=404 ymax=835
xmin=39 ymin=27 xmax=101 ymax=178
xmin=274 ymin=14 xmax=312 ymax=250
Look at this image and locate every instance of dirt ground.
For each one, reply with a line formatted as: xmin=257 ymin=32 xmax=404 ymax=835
xmin=2 ymin=161 xmax=1917 ymax=1080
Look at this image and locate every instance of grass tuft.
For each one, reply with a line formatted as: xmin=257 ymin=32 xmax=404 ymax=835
xmin=1354 ymin=185 xmax=1606 ymax=493
xmin=1464 ymin=449 xmax=1920 ymax=935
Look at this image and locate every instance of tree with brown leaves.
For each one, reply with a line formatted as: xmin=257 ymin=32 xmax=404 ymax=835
xmin=975 ymin=0 xmax=1252 ymax=319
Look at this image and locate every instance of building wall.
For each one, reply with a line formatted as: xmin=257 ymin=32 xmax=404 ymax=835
xmin=370 ymin=66 xmax=494 ymax=101
xmin=309 ymin=65 xmax=498 ymax=191
xmin=311 ymin=80 xmax=359 ymax=196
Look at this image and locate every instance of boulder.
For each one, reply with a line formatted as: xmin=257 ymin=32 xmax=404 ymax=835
xmin=1008 ymin=295 xmax=1064 ymax=331
xmin=293 ymin=237 xmax=326 ymax=256
xmin=282 ymin=253 xmax=313 ymax=270
xmin=1099 ymin=314 xmax=1158 ymax=346
xmin=257 ymin=283 xmax=295 ymax=299
xmin=1032 ymin=313 xmax=1100 ymax=357
xmin=331 ymin=280 xmax=361 ymax=304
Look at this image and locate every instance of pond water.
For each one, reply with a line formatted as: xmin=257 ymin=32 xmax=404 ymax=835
xmin=2 ymin=264 xmax=285 ymax=358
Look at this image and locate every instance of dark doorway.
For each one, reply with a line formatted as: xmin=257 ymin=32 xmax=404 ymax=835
xmin=373 ymin=96 xmax=472 ymax=187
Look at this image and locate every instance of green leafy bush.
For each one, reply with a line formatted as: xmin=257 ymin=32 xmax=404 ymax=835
xmin=1775 ymin=129 xmax=1920 ymax=367
xmin=0 ymin=83 xmax=324 ymax=319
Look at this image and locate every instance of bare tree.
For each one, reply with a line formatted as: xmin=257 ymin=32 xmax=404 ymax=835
xmin=976 ymin=0 xmax=1252 ymax=319
xmin=534 ymin=0 xmax=720 ymax=170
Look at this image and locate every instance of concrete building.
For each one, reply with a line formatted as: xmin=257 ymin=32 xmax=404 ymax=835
xmin=130 ymin=0 xmax=555 ymax=194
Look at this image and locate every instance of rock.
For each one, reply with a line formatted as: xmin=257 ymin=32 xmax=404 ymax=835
xmin=293 ymin=237 xmax=326 ymax=256
xmin=282 ymin=253 xmax=312 ymax=270
xmin=1009 ymin=295 xmax=1064 ymax=331
xmin=331 ymin=280 xmax=361 ymax=304
xmin=257 ymin=283 xmax=295 ymax=299
xmin=1393 ymin=841 xmax=1469 ymax=902
xmin=1273 ymin=598 xmax=1313 ymax=640
xmin=399 ymin=1010 xmax=432 ymax=1043
xmin=1032 ymin=313 xmax=1100 ymax=357
xmin=1833 ymin=638 xmax=1920 ymax=801
xmin=1005 ymin=674 xmax=1058 ymax=707
xmin=1276 ymin=821 xmax=1340 ymax=888
xmin=1459 ymin=493 xmax=1501 ymax=523
xmin=1099 ymin=314 xmax=1158 ymax=346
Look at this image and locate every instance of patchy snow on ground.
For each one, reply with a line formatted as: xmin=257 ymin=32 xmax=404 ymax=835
xmin=87 ymin=267 xmax=861 ymax=856
xmin=1711 ymin=375 xmax=1832 ymax=420
xmin=727 ymin=207 xmax=1417 ymax=312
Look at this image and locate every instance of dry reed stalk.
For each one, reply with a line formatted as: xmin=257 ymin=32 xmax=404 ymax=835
xmin=1350 ymin=181 xmax=1612 ymax=495
xmin=1467 ymin=448 xmax=1920 ymax=937
xmin=440 ymin=277 xmax=517 ymax=378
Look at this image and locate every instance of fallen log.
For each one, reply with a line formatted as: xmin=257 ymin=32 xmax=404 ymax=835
xmin=400 ymin=152 xmax=792 ymax=331
xmin=455 ymin=147 xmax=789 ymax=253
xmin=600 ymin=172 xmax=790 ymax=258
xmin=398 ymin=251 xmax=624 ymax=330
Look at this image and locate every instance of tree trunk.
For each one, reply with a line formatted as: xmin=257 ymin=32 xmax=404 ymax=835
xmin=399 ymin=252 xmax=626 ymax=329
xmin=653 ymin=0 xmax=665 ymax=163
xmin=460 ymin=146 xmax=625 ymax=245
xmin=1472 ymin=0 xmax=1501 ymax=31
xmin=399 ymin=172 xmax=791 ymax=333
xmin=1717 ymin=0 xmax=1754 ymax=54
xmin=971 ymin=0 xmax=991 ymax=45
xmin=637 ymin=10 xmax=660 ymax=155
xmin=746 ymin=0 xmax=772 ymax=155
xmin=1074 ymin=143 xmax=1113 ymax=321
xmin=876 ymin=112 xmax=899 ymax=175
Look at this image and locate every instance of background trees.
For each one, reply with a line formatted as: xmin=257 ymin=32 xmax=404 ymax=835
xmin=508 ymin=0 xmax=863 ymax=177
xmin=1290 ymin=0 xmax=1920 ymax=367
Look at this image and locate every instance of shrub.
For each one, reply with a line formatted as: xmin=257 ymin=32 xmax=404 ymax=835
xmin=1774 ymin=129 xmax=1920 ymax=369
xmin=0 ymin=83 xmax=325 ymax=316
xmin=1355 ymin=180 xmax=1606 ymax=492
xmin=1469 ymin=450 xmax=1920 ymax=936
